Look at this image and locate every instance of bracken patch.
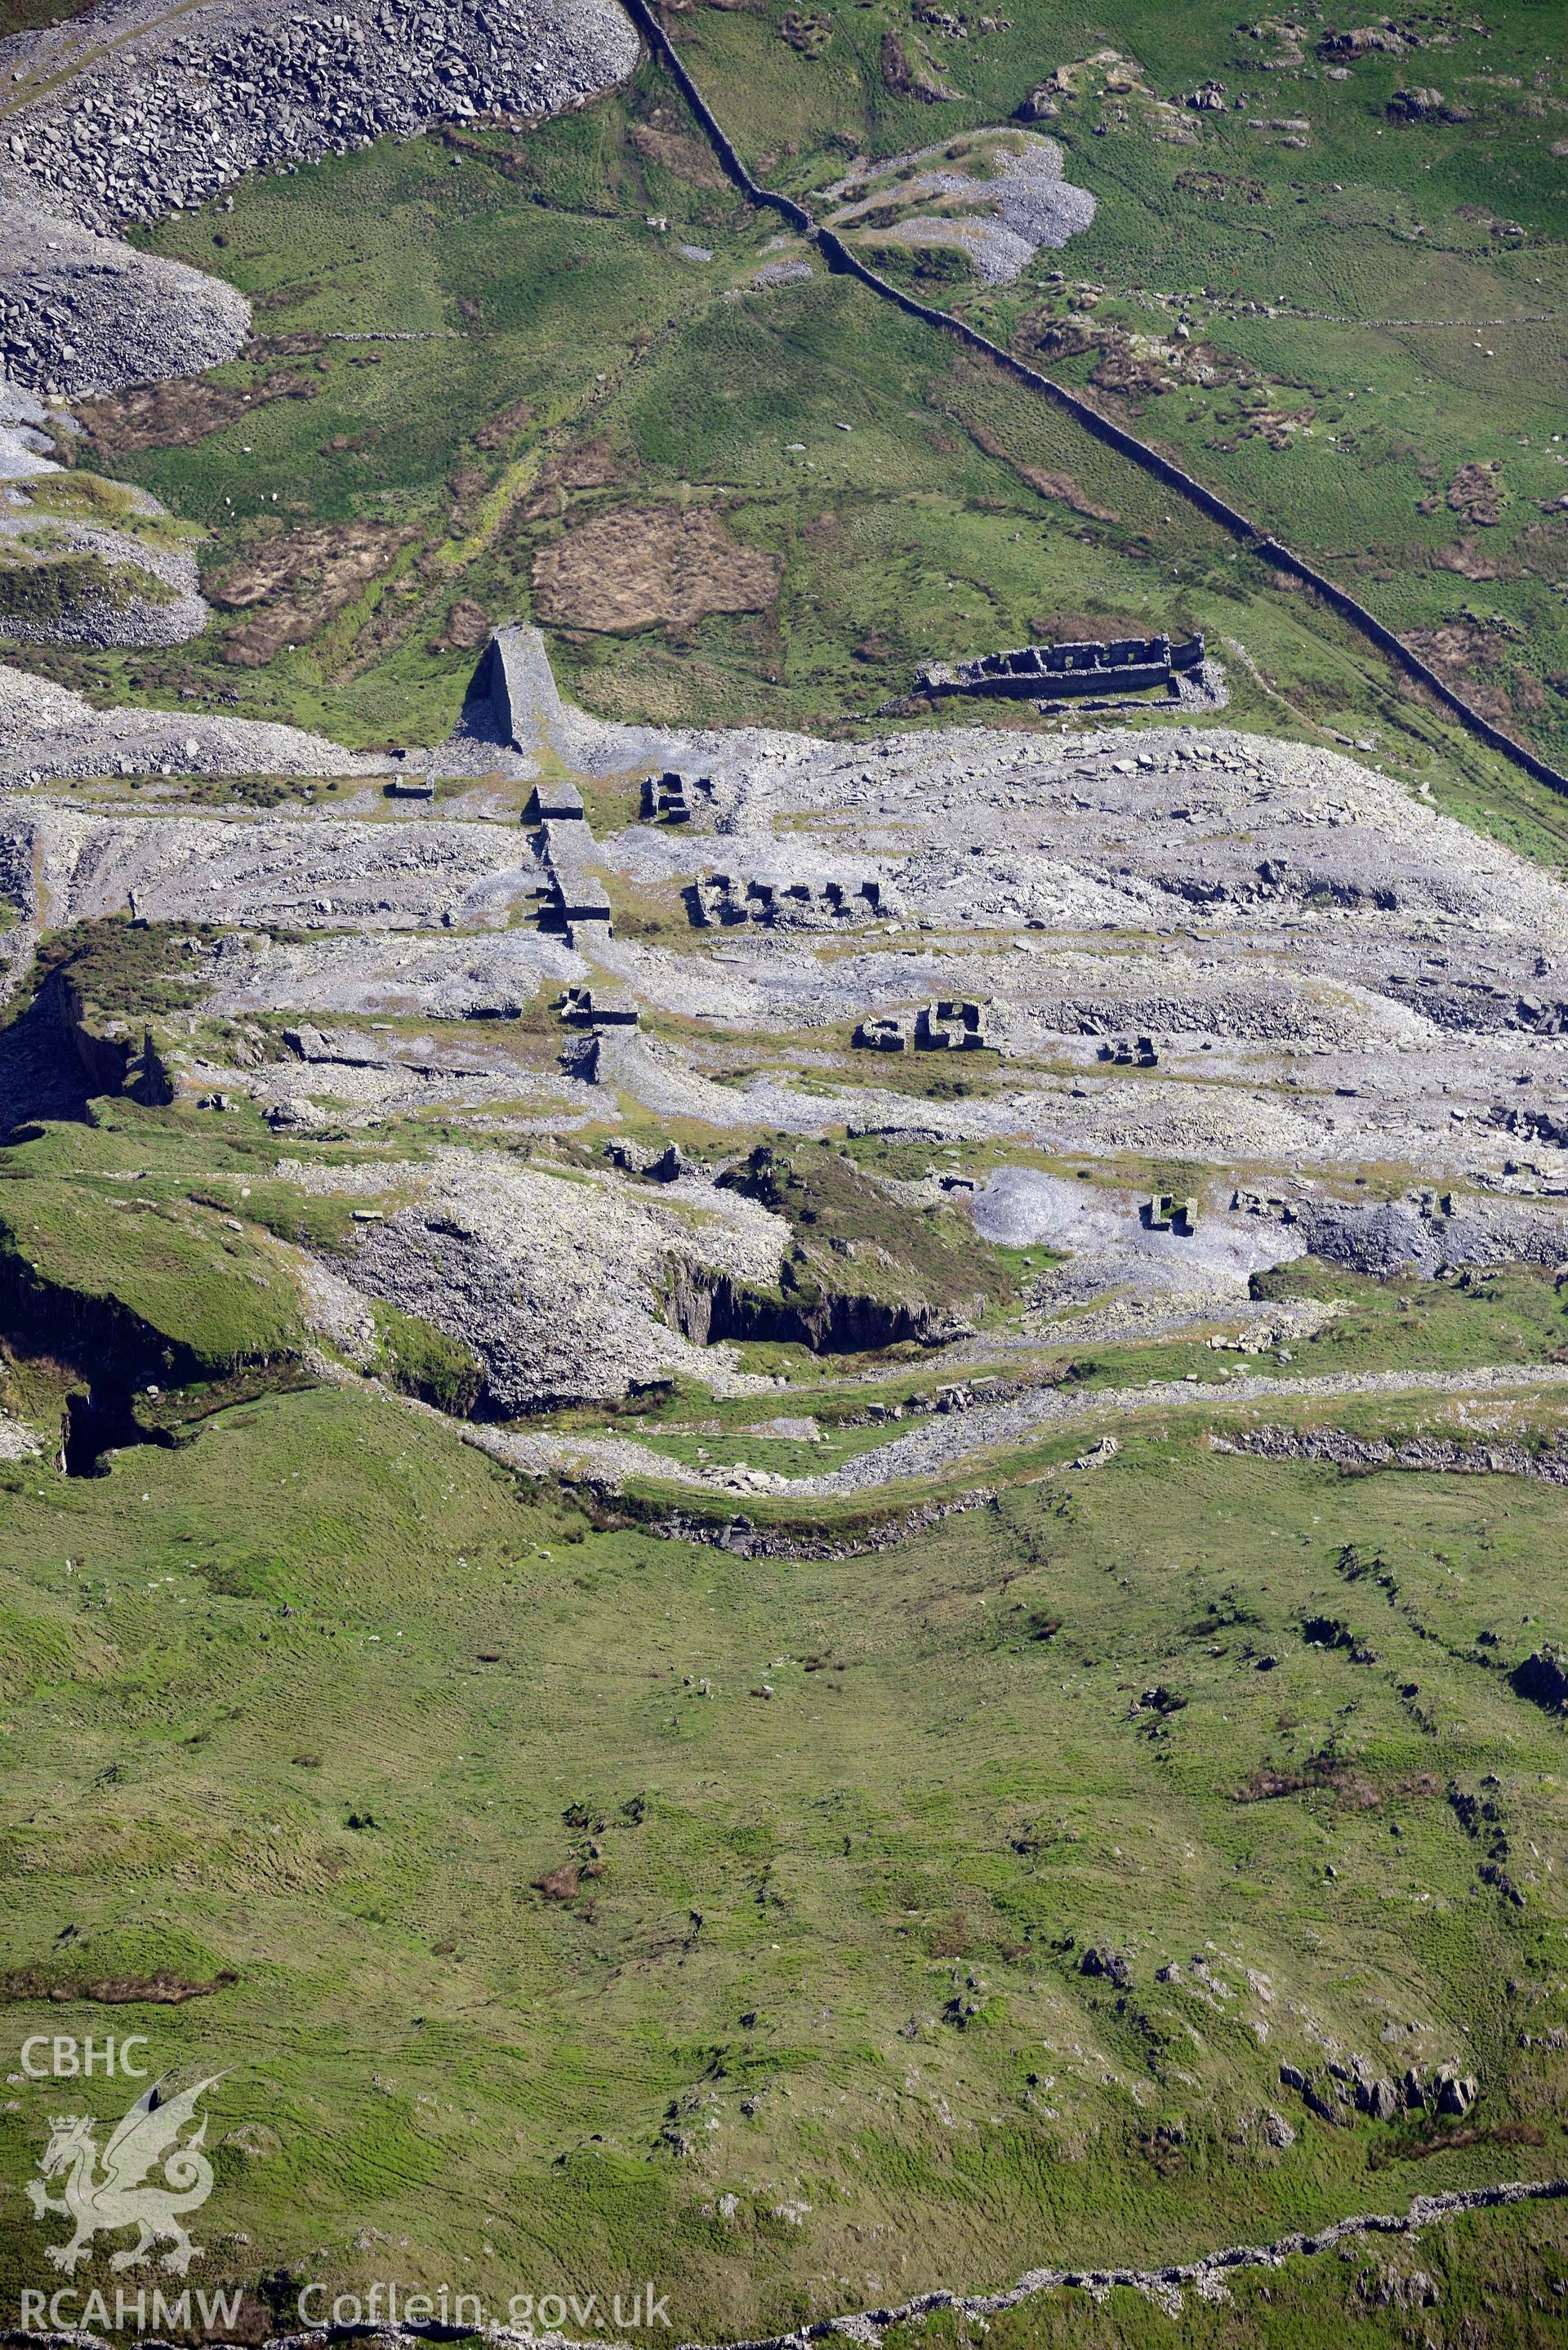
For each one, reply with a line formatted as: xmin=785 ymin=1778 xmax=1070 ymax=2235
xmin=78 ymin=369 xmax=322 ymax=455
xmin=628 ymin=118 xmax=729 ymax=187
xmin=208 ymin=520 xmax=415 ymax=667
xmin=0 ymin=1967 xmax=238 ymax=2004
xmin=1449 ymin=462 xmax=1505 ymax=527
xmin=531 ymin=502 xmax=782 ymax=634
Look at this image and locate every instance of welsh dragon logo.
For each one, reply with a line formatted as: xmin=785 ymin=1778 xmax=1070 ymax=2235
xmin=26 ymin=2076 xmax=220 ymax=2275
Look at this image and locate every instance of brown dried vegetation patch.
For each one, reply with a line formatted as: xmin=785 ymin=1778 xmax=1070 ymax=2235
xmin=1449 ymin=461 xmax=1504 ymax=526
xmin=433 ymin=595 xmax=492 ymax=654
xmin=1013 ymin=465 xmax=1118 ymax=520
xmin=1404 ymin=618 xmax=1517 ymax=722
xmin=0 ymin=1967 xmax=238 ymax=2004
xmin=1028 ymin=609 xmax=1146 ymax=644
xmin=628 ymin=118 xmax=728 ymax=187
xmin=1433 ymin=533 xmax=1502 ymax=582
xmin=880 ymin=29 xmax=962 ymax=100
xmin=79 ymin=369 xmax=321 ymax=456
xmin=521 ymin=436 xmax=638 ymax=523
xmin=1234 ymin=405 xmax=1316 ymax=450
xmin=1234 ymin=1757 xmax=1441 ymax=1808
xmin=210 ymin=520 xmax=414 ymax=667
xmin=532 ymin=502 xmax=781 ymax=634
xmin=543 ymin=436 xmax=635 ymax=494
xmin=962 ymin=417 xmax=1120 ymax=520
xmin=474 ymin=397 xmax=536 ymax=453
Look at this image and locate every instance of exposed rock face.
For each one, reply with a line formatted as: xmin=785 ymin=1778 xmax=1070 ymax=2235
xmin=279 ymin=1148 xmax=791 ymax=1411
xmin=662 ymin=1262 xmax=947 ymax=1353
xmin=1385 ymin=85 xmax=1468 ymax=123
xmin=51 ymin=962 xmax=176 ymax=1104
xmin=0 ymin=206 xmax=251 ymax=397
xmin=1511 ymin=1646 xmax=1568 ymax=1715
xmin=1277 ymin=2051 xmax=1471 ymax=2132
xmin=0 ymin=372 xmax=74 ymax=475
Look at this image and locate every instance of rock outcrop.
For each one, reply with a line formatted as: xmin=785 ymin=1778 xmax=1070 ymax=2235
xmin=282 ymin=1147 xmax=791 ymax=1411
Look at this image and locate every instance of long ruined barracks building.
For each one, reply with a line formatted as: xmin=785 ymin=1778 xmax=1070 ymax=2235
xmin=918 ymin=631 xmax=1205 ymax=700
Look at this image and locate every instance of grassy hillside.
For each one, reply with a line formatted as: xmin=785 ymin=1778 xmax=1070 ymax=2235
xmin=653 ymin=0 xmax=1568 ymax=768
xmin=4 ymin=1377 xmax=1568 ymax=2336
xmin=5 ymin=1108 xmax=1568 ymax=2334
xmin=0 ymin=16 xmax=1551 ymax=828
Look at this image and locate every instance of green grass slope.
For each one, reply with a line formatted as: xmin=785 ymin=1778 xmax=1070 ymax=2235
xmin=650 ymin=0 xmax=1568 ymax=769
xmin=4 ymin=1381 xmax=1568 ymax=2336
xmin=0 ymin=29 xmax=1553 ymax=850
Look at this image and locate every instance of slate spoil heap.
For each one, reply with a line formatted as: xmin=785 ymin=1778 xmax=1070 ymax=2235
xmin=1 ymin=0 xmax=639 ymax=236
xmin=0 ymin=0 xmax=639 ymax=391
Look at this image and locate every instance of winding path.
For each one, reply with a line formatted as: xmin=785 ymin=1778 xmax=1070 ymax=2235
xmin=477 ymin=1357 xmax=1568 ymax=1499
xmin=620 ymin=0 xmax=1568 ymax=802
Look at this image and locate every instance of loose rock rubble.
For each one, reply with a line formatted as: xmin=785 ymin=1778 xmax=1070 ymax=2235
xmin=1212 ymin=1422 xmax=1568 ymax=1490
xmin=461 ymin=1360 xmax=1568 ymax=1497
xmin=0 ymin=0 xmax=638 ymax=392
xmin=0 ymin=1406 xmax=42 ymax=1458
xmin=0 ymin=665 xmax=389 ymax=784
xmin=282 ymin=1147 xmax=790 ymax=1409
xmin=10 ymin=633 xmax=1568 ymax=1435
xmin=575 ymin=679 xmax=1568 ymax=1191
xmin=0 ymin=0 xmax=639 ymax=239
xmin=0 ymin=203 xmax=252 ymax=396
xmin=0 ymin=273 xmax=212 ymax=648
xmin=0 ymin=373 xmax=69 ymax=476
xmin=0 ymin=492 xmax=207 ymax=647
xmin=824 ymin=131 xmax=1095 ymax=284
